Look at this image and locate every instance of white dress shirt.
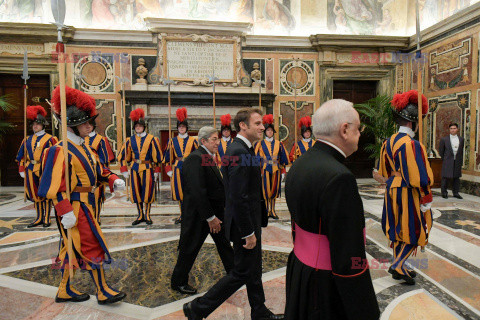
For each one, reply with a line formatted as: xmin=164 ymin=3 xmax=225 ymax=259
xmin=450 ymin=134 xmax=459 ymax=159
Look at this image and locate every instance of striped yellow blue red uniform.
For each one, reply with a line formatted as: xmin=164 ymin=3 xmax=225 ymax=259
xmin=38 ymin=137 xmax=122 ymax=302
xmin=255 ymin=138 xmax=289 ymax=217
xmin=216 ymin=137 xmax=232 ymax=164
xmin=378 ymin=132 xmax=434 ymax=276
xmin=118 ymin=133 xmax=162 ymax=221
xmin=16 ymin=132 xmax=58 ymax=225
xmin=162 ymin=135 xmax=198 ymax=202
xmin=85 ymin=132 xmax=115 ymax=223
xmin=289 ymin=139 xmax=315 ymax=162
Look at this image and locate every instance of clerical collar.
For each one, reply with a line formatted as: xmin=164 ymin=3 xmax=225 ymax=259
xmin=399 ymin=126 xmax=415 ymax=138
xmin=237 ymin=134 xmax=252 ymax=148
xmin=317 ymin=139 xmax=346 ymax=158
xmin=302 ymin=137 xmax=312 ymax=143
xmin=265 ymin=136 xmax=274 ymax=142
xmin=178 ymin=133 xmax=188 ymax=139
xmin=67 ymin=131 xmax=84 ymax=145
xmin=222 ymin=136 xmax=231 ymax=142
xmin=136 ymin=132 xmax=146 ymax=138
xmin=35 ymin=130 xmax=45 ymax=137
xmin=201 ymin=145 xmax=215 ymax=157
xmin=88 ymin=131 xmax=96 ymax=137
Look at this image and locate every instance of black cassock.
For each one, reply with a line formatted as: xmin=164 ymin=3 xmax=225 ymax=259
xmin=285 ymin=141 xmax=379 ymax=320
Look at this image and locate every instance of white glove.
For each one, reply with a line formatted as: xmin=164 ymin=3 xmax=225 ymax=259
xmin=420 ymin=202 xmax=432 ymax=213
xmin=61 ymin=211 xmax=76 ymax=229
xmin=122 ymin=171 xmax=130 ymax=179
xmin=113 ymin=179 xmax=126 ymax=191
xmin=167 ymin=171 xmax=173 ymax=178
xmin=281 ymin=173 xmax=285 ymax=181
xmin=154 ymin=172 xmax=160 ymax=180
xmin=19 ymin=172 xmax=25 ymax=178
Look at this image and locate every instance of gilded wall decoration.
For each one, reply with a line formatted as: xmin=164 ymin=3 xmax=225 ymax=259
xmin=427 ymin=37 xmax=473 ymax=92
xmin=280 ymin=101 xmax=314 ymax=152
xmin=279 ymin=60 xmax=314 ymax=96
xmin=95 ymin=100 xmax=118 ymax=154
xmin=427 ymin=92 xmax=470 ymax=169
xmin=73 ymin=54 xmax=115 ymax=93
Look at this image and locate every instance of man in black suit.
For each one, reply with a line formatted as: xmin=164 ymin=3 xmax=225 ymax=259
xmin=285 ymin=99 xmax=379 ymax=319
xmin=439 ymin=122 xmax=464 ymax=199
xmin=171 ymin=126 xmax=234 ymax=295
xmin=184 ymin=109 xmax=283 ymax=320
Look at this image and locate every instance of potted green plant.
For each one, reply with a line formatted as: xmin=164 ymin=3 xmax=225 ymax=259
xmin=0 ymin=94 xmax=17 ymax=142
xmin=354 ymin=95 xmax=397 ymax=167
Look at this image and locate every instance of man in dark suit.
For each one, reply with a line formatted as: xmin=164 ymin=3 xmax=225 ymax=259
xmin=184 ymin=109 xmax=283 ymax=320
xmin=171 ymin=126 xmax=234 ymax=295
xmin=439 ymin=122 xmax=464 ymax=199
xmin=285 ymin=99 xmax=379 ymax=320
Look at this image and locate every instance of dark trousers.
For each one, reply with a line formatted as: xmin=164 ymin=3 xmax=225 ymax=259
xmin=191 ymin=229 xmax=268 ymax=319
xmin=441 ymin=177 xmax=460 ymax=195
xmin=171 ymin=218 xmax=234 ymax=287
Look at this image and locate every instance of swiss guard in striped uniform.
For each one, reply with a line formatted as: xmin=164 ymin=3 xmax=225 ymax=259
xmin=374 ymin=90 xmax=434 ymax=285
xmin=255 ymin=114 xmax=289 ymax=219
xmin=16 ymin=105 xmax=58 ymax=228
xmin=118 ymin=109 xmax=162 ymax=225
xmin=217 ymin=114 xmax=233 ymax=163
xmin=289 ymin=116 xmax=315 ymax=162
xmin=85 ymin=129 xmax=115 ymax=224
xmin=38 ymin=86 xmax=126 ymax=304
xmin=163 ymin=107 xmax=198 ymax=224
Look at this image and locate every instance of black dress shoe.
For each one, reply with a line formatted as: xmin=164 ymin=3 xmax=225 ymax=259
xmin=174 ymin=218 xmax=182 ymax=224
xmin=453 ymin=194 xmax=463 ymax=199
xmin=98 ymin=291 xmax=126 ymax=305
xmin=27 ymin=222 xmax=42 ymax=228
xmin=43 ymin=223 xmax=51 ymax=228
xmin=172 ymin=284 xmax=197 ymax=294
xmin=441 ymin=193 xmax=448 ymax=199
xmin=183 ymin=301 xmax=202 ymax=320
xmin=389 ymin=266 xmax=416 ymax=279
xmin=407 ymin=269 xmax=417 ymax=278
xmin=132 ymin=219 xmax=144 ymax=226
xmin=55 ymin=293 xmax=90 ymax=303
xmin=146 ymin=219 xmax=153 ymax=225
xmin=398 ymin=273 xmax=415 ymax=285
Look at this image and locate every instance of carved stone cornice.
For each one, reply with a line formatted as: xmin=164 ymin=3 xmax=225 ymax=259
xmin=0 ymin=23 xmax=75 ymax=43
xmin=146 ymin=18 xmax=252 ymax=36
xmin=309 ymin=34 xmax=409 ymax=52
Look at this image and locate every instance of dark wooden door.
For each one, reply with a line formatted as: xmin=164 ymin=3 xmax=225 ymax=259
xmin=333 ymin=80 xmax=377 ymax=178
xmin=0 ymin=74 xmax=51 ymax=186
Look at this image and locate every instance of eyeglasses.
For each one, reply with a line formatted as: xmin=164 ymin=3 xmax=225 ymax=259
xmin=347 ymin=123 xmax=365 ymax=133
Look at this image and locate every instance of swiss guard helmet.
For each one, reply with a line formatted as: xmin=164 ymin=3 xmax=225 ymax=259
xmin=263 ymin=114 xmax=276 ymax=133
xmin=26 ymin=105 xmax=49 ymax=127
xmin=298 ymin=116 xmax=312 ymax=138
xmin=130 ymin=108 xmax=146 ymax=129
xmin=220 ymin=114 xmax=232 ymax=134
xmin=51 ymin=86 xmax=98 ymax=129
xmin=176 ymin=107 xmax=188 ymax=130
xmin=391 ymin=90 xmax=429 ymax=124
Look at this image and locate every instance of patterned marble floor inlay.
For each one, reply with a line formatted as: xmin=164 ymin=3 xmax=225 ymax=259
xmin=6 ymin=241 xmax=289 ymax=308
xmin=0 ymin=181 xmax=479 ymax=319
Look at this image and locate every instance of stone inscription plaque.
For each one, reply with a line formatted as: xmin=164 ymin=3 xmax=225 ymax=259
xmin=166 ymin=40 xmax=235 ymax=81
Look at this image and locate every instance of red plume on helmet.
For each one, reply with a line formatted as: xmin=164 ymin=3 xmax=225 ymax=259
xmin=51 ymin=86 xmax=97 ymax=117
xmin=391 ymin=90 xmax=428 ymax=115
xmin=298 ymin=116 xmax=312 ymax=129
xmin=221 ymin=114 xmax=231 ymax=126
xmin=263 ymin=114 xmax=274 ymax=125
xmin=129 ymin=109 xmax=145 ymax=121
xmin=26 ymin=105 xmax=47 ymax=121
xmin=176 ymin=107 xmax=187 ymax=122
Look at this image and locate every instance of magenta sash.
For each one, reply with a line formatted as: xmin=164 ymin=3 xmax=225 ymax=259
xmin=293 ymin=223 xmax=366 ymax=270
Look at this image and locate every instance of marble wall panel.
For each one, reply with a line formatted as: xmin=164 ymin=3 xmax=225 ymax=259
xmin=95 ymin=100 xmax=118 ymax=153
xmin=427 ymin=36 xmax=473 ymax=93
xmin=279 ymin=101 xmax=314 ymax=152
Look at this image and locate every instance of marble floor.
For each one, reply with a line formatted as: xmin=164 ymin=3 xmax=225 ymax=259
xmin=0 ymin=180 xmax=479 ymax=319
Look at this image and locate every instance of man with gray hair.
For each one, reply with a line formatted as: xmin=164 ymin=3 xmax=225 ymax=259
xmin=171 ymin=126 xmax=234 ymax=295
xmin=285 ymin=99 xmax=379 ymax=319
